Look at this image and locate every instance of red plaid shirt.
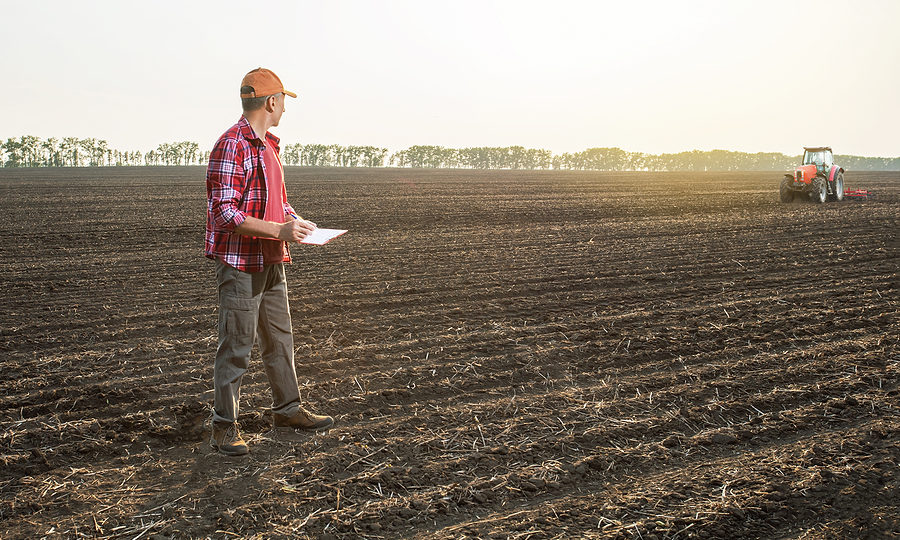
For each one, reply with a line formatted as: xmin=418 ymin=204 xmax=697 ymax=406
xmin=205 ymin=116 xmax=297 ymax=272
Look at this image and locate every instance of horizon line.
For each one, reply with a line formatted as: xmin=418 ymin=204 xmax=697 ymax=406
xmin=2 ymin=135 xmax=898 ymax=160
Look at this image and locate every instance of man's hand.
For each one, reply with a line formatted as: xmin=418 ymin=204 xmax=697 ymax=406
xmin=232 ymin=215 xmax=317 ymax=242
xmin=277 ymin=219 xmax=316 ymax=243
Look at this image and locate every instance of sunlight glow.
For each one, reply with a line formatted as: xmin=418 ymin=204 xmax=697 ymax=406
xmin=1 ymin=0 xmax=897 ymax=157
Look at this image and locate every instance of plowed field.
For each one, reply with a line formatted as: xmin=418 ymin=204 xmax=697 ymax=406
xmin=1 ymin=167 xmax=897 ymax=539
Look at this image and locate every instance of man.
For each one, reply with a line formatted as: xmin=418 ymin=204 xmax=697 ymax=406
xmin=205 ymin=67 xmax=333 ymax=456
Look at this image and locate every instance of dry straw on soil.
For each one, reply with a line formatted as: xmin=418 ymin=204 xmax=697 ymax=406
xmin=0 ymin=167 xmax=897 ymax=539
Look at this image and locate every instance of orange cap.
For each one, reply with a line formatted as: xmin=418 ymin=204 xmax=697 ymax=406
xmin=240 ymin=68 xmax=297 ymax=99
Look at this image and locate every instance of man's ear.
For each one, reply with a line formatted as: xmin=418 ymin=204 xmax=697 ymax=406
xmin=266 ymin=95 xmax=277 ymax=112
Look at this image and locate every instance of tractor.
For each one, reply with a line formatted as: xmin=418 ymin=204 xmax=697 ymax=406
xmin=780 ymin=147 xmax=845 ymax=203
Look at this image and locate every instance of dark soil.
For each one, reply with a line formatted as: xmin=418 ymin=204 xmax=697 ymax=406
xmin=0 ymin=167 xmax=897 ymax=539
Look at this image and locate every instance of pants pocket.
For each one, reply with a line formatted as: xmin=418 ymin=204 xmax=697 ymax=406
xmin=222 ymin=295 xmax=256 ymax=336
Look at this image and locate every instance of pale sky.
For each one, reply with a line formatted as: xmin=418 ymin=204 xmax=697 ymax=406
xmin=2 ymin=0 xmax=898 ymax=157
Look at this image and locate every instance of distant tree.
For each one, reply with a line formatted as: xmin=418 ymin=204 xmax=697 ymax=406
xmin=18 ymin=136 xmax=41 ymax=166
xmin=40 ymin=137 xmax=59 ymax=166
xmin=389 ymin=149 xmax=407 ymax=167
xmin=78 ymin=138 xmax=95 ymax=166
xmin=183 ymin=141 xmax=199 ymax=165
xmin=58 ymin=138 xmax=76 ymax=166
xmin=2 ymin=138 xmax=23 ymax=167
xmin=281 ymin=143 xmax=301 ymax=165
xmin=363 ymin=146 xmax=388 ymax=167
xmin=299 ymin=144 xmax=326 ymax=166
xmin=325 ymin=144 xmax=342 ymax=167
xmin=96 ymin=140 xmax=108 ymax=166
xmin=525 ymin=148 xmax=552 ymax=170
xmin=155 ymin=143 xmax=173 ymax=165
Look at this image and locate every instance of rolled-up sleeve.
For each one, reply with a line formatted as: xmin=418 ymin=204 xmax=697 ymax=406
xmin=207 ymin=137 xmax=248 ymax=231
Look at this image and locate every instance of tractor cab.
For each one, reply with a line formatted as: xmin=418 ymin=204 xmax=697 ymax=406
xmin=803 ymin=147 xmax=834 ymax=176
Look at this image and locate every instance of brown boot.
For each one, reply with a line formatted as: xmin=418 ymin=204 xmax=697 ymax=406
xmin=210 ymin=421 xmax=249 ymax=456
xmin=273 ymin=407 xmax=334 ymax=431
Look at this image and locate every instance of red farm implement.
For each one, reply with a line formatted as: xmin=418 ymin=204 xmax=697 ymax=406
xmin=843 ymin=189 xmax=875 ymax=200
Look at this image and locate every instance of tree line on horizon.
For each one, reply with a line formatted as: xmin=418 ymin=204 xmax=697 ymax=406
xmin=2 ymin=136 xmax=898 ymax=171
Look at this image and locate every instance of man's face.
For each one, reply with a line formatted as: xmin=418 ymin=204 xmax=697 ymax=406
xmin=271 ymin=93 xmax=286 ymax=127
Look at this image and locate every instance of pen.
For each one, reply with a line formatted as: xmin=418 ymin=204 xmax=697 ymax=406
xmin=290 ymin=212 xmax=317 ymax=232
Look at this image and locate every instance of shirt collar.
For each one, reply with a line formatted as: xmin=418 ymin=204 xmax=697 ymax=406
xmin=237 ymin=116 xmax=280 ymax=150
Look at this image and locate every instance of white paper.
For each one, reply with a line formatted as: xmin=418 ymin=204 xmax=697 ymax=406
xmin=300 ymin=228 xmax=348 ymax=245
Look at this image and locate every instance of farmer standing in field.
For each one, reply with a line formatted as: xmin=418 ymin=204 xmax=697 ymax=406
xmin=205 ymin=67 xmax=333 ymax=456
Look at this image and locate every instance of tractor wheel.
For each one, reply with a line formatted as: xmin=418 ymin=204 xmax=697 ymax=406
xmin=832 ymin=172 xmax=844 ymax=201
xmin=780 ymin=176 xmax=794 ymax=203
xmin=810 ymin=177 xmax=827 ymax=204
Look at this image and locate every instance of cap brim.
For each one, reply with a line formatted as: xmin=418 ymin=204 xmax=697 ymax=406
xmin=284 ymin=90 xmax=298 ymax=98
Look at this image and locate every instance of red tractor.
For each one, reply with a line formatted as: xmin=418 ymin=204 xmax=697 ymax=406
xmin=780 ymin=147 xmax=845 ymax=203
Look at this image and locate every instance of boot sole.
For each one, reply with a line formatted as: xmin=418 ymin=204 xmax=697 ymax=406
xmin=273 ymin=421 xmax=334 ymax=433
xmin=210 ymin=442 xmax=250 ymax=456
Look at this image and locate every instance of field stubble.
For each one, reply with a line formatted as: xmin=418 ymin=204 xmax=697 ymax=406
xmin=0 ymin=167 xmax=897 ymax=539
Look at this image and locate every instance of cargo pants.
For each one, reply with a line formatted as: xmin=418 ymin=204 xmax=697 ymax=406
xmin=212 ymin=260 xmax=301 ymax=424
